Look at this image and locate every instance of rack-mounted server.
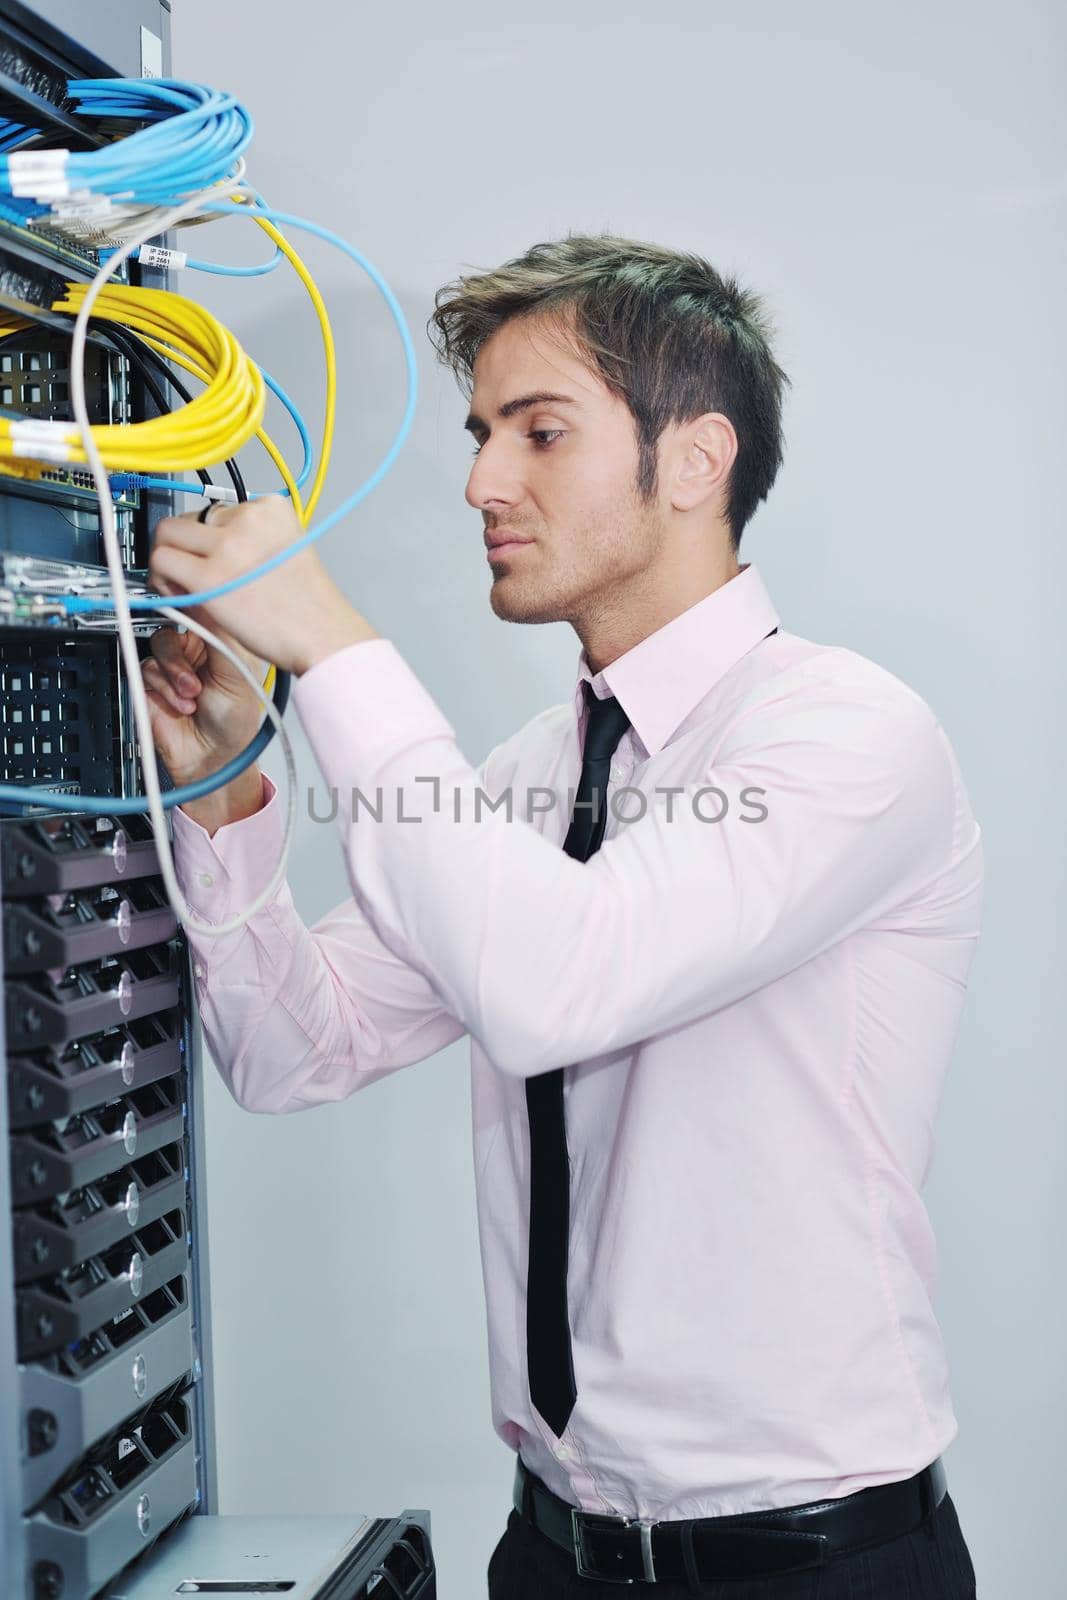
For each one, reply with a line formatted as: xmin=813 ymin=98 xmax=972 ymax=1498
xmin=0 ymin=4 xmax=438 ymax=1597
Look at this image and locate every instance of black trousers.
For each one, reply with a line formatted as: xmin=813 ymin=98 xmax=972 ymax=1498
xmin=486 ymin=1492 xmax=978 ymax=1598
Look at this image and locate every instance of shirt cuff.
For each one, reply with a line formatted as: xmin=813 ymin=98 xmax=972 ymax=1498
xmin=171 ymin=770 xmax=285 ymax=925
xmin=291 ymin=637 xmax=457 ymax=794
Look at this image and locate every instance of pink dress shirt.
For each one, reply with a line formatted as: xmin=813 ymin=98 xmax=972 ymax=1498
xmin=171 ymin=561 xmax=984 ymax=1520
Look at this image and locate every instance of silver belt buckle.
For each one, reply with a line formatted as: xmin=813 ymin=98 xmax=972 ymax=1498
xmin=571 ymin=1506 xmax=658 ymax=1583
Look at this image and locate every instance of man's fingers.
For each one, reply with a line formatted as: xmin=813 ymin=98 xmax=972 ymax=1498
xmin=149 ymin=618 xmax=266 ymax=698
xmin=150 ymin=625 xmax=204 ymax=674
xmin=142 ymin=655 xmax=197 ymax=715
xmin=190 ymin=616 xmax=267 ymax=682
xmin=149 ymin=629 xmax=206 ymax=699
xmin=153 ymin=507 xmax=236 ymax=553
xmin=144 ymin=684 xmax=182 ymax=728
xmin=149 ymin=540 xmax=203 ymax=599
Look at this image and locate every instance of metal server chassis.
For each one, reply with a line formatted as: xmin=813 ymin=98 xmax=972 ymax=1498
xmin=0 ymin=3 xmax=437 ymax=1597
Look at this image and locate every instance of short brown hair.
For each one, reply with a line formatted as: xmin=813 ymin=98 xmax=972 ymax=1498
xmin=427 ymin=231 xmax=790 ymax=553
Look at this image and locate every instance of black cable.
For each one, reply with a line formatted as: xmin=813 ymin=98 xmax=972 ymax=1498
xmin=98 ymin=322 xmax=211 ymax=490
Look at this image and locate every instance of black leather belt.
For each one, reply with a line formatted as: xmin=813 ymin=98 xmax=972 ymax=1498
xmin=513 ymin=1454 xmax=948 ymax=1584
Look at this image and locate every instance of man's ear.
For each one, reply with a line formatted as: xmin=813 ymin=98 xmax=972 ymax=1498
xmin=669 ymin=412 xmax=737 ymax=514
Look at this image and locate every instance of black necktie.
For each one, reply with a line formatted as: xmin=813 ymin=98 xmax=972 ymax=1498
xmin=525 ymin=681 xmax=632 ymax=1437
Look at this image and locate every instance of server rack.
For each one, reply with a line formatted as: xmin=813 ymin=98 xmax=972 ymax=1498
xmin=0 ymin=5 xmax=437 ymax=1596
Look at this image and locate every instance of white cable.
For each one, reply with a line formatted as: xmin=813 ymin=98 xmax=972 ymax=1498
xmin=66 ymin=177 xmax=298 ymax=937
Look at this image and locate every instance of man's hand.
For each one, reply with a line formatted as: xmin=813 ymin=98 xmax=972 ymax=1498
xmin=148 ymin=495 xmax=378 ymax=676
xmin=142 ymin=612 xmax=268 ymax=833
xmin=142 ymin=615 xmax=266 ymax=790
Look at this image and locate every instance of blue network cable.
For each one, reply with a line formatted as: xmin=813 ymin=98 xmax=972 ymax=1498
xmin=104 ymin=240 xmax=284 ymax=278
xmin=182 ymin=245 xmax=282 ymax=277
xmin=156 ymin=185 xmax=283 ymax=275
xmin=65 ymin=78 xmax=254 ymax=194
xmin=0 ymin=80 xmax=253 ymax=208
xmin=0 ymin=200 xmax=417 ymax=815
xmin=0 ymin=192 xmax=43 ymax=226
xmin=0 ymin=116 xmax=37 ymax=153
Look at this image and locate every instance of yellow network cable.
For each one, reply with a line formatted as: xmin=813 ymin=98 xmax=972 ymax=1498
xmin=51 ymin=281 xmax=305 ymax=697
xmin=0 ymin=211 xmax=335 ymax=520
xmin=58 ymin=283 xmax=265 ymax=468
xmin=130 ymin=329 xmax=303 ymax=514
xmin=0 ymin=286 xmax=265 ymax=474
xmin=0 ymin=293 xmax=303 ymax=515
xmin=0 ymin=290 xmax=293 ymax=694
xmin=235 ymin=197 xmax=336 ymax=520
xmin=78 ymin=290 xmax=303 ymax=515
xmin=0 ymin=211 xmax=335 ymax=697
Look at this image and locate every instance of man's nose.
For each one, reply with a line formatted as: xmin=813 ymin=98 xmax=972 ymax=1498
xmin=464 ymin=444 xmax=523 ymax=510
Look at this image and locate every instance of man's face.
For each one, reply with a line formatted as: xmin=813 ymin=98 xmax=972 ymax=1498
xmin=463 ymin=315 xmax=666 ymax=626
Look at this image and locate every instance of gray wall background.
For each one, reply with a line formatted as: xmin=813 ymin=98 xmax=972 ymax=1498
xmin=165 ymin=3 xmax=1064 ymax=1595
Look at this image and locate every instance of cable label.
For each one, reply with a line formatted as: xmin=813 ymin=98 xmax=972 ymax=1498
xmin=10 ymin=420 xmax=75 ymax=442
xmin=138 ymin=244 xmax=187 ymax=270
xmin=48 ymin=195 xmax=115 ymax=219
xmin=11 ymin=439 xmax=73 ymax=464
xmin=9 ymin=150 xmax=71 ymax=199
xmin=8 ymin=150 xmax=69 ymax=177
xmin=11 ymin=176 xmax=72 ymax=200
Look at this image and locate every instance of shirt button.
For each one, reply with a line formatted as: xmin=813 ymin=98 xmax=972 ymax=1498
xmin=554 ymin=1443 xmax=571 ymax=1460
xmin=193 ymin=963 xmax=204 ymax=979
xmin=197 ymin=871 xmax=214 ymax=888
xmin=610 ymin=763 xmax=625 ymax=781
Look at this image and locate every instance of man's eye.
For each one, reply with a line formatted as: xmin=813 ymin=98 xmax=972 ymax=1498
xmin=470 ymin=430 xmax=565 ymax=456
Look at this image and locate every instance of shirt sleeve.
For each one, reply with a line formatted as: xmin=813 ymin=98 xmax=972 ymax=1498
xmin=171 ymin=769 xmax=468 ymax=1112
xmin=291 ymin=638 xmax=969 ymax=1080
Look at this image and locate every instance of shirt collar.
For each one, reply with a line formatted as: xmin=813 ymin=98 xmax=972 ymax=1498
xmin=572 ymin=562 xmax=780 ymax=758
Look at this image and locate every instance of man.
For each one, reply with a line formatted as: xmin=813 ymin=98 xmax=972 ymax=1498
xmin=145 ymin=234 xmax=982 ymax=1597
